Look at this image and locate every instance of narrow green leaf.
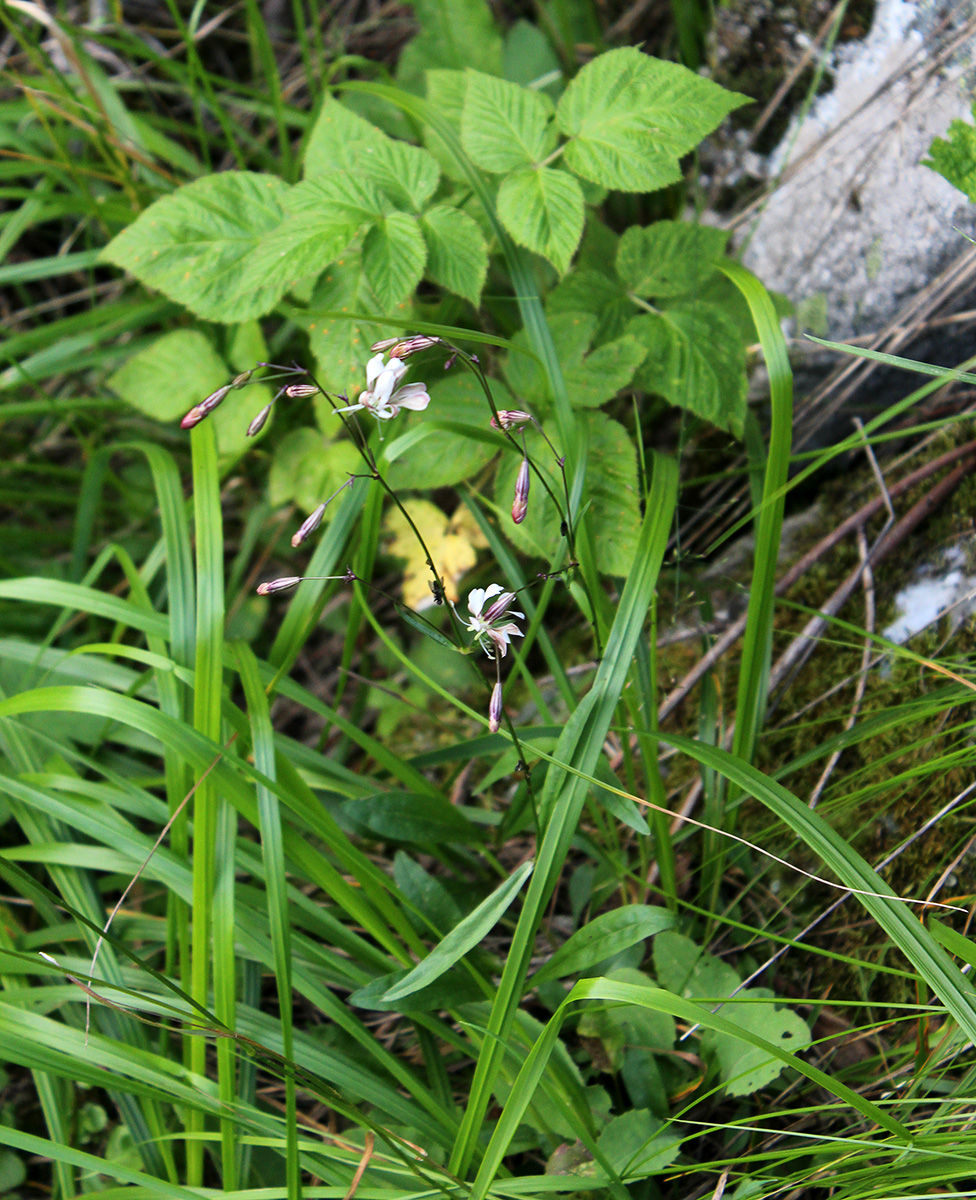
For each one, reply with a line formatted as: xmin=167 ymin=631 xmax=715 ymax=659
xmin=497 ymin=166 xmax=583 ymax=274
xmin=531 ymin=906 xmax=675 ymax=987
xmin=342 ymin=790 xmax=484 ymax=844
xmin=382 ymin=861 xmax=533 ymax=1001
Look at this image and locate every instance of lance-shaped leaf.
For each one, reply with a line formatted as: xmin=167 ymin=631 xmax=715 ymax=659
xmin=382 ymin=861 xmax=533 ymax=1001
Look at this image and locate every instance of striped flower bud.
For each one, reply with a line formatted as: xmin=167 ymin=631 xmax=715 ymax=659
xmin=291 ymin=503 xmax=326 ymax=548
xmin=370 ymin=336 xmax=401 ymax=352
xmin=390 ymin=335 xmax=441 ymax=359
xmin=257 ymin=576 xmax=301 ymax=596
xmin=180 ymin=384 xmax=232 ymax=429
xmin=490 ymin=410 xmax=533 ymax=431
xmin=284 ymin=382 xmax=320 ymax=398
xmin=246 ymin=404 xmax=273 ymax=437
xmin=232 ymin=370 xmax=254 ymax=388
xmin=488 ymin=681 xmax=503 ymax=733
xmin=512 ymin=458 xmax=530 ymax=525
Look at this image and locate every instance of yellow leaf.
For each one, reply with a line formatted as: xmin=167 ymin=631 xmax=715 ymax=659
xmin=385 ymin=500 xmax=488 ymax=610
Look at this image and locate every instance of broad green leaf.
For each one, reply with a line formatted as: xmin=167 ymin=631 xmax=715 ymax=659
xmin=502 ymin=19 xmax=563 ymax=98
xmin=422 ymin=70 xmax=470 ymax=181
xmin=505 ymin=311 xmax=643 ymax=408
xmin=340 ymin=790 xmax=483 ymax=844
xmin=532 ymin=906 xmax=675 ymax=986
xmin=357 ymin=137 xmax=441 ymax=211
xmin=383 ymin=372 xmax=504 ymax=489
xmin=363 ymin=212 xmax=427 ymax=310
xmin=101 ymin=171 xmax=289 ymax=322
xmin=556 ymin=49 xmax=747 ymax=192
xmin=548 ymin=267 xmax=633 ymax=343
xmin=394 ymin=850 xmax=463 ymax=932
xmin=494 ymin=412 xmax=640 ymax=575
xmin=421 ymin=204 xmax=488 ymax=305
xmin=397 ymin=0 xmax=503 ymax=86
xmin=923 ymin=103 xmax=976 ymax=200
xmin=461 ymin=70 xmax=557 ymax=172
xmin=303 ymin=248 xmax=413 ymax=411
xmin=268 ymin=428 xmax=362 ymax=515
xmin=629 ymin=302 xmax=748 ymax=436
xmin=617 ymin=220 xmax=729 ymax=297
xmin=596 ymin=1110 xmax=680 ymax=1180
xmin=703 ymin=989 xmax=812 ymax=1097
xmin=107 ymin=330 xmax=272 ymax=459
xmin=497 ymin=166 xmax=583 ymax=274
xmin=382 ymin=861 xmax=533 ymax=1001
xmin=303 ymin=95 xmax=391 ymax=178
xmin=653 ymin=930 xmax=738 ymax=997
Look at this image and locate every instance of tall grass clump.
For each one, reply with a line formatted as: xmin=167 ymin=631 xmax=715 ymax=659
xmin=3 ymin=3 xmax=976 ymax=1198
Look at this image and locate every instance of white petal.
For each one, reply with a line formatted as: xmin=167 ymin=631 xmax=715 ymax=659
xmin=333 ymin=402 xmax=365 ymax=414
xmin=366 ymin=354 xmax=386 ymax=388
xmin=373 ymin=405 xmax=396 ymax=419
xmin=467 ymin=587 xmax=488 ymax=616
xmin=390 ymin=383 xmax=430 ymax=412
xmin=483 ymin=584 xmax=504 ymax=601
xmin=374 ymin=368 xmax=398 ymax=405
xmin=387 ymin=356 xmax=407 ymax=380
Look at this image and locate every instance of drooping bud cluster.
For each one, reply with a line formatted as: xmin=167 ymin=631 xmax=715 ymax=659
xmin=371 ymin=334 xmax=442 ymax=360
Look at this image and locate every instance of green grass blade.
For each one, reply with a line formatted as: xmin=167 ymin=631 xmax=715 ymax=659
xmin=450 ymin=452 xmax=679 ymax=1176
xmin=236 ymin=644 xmax=300 ymax=1200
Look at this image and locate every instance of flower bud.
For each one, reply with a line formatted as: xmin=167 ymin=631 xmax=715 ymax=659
xmin=390 ymin=334 xmax=441 ymax=359
xmin=483 ymin=591 xmax=518 ymax=625
xmin=490 ymin=410 xmax=533 ymax=431
xmin=180 ymin=384 xmax=232 ymax=429
xmin=257 ymin=576 xmax=301 ymax=596
xmin=246 ymin=404 xmax=273 ymax=437
xmin=512 ymin=458 xmax=530 ymax=525
xmin=291 ymin=503 xmax=327 ymax=547
xmin=232 ymin=370 xmax=254 ymax=388
xmin=370 ymin=336 xmax=401 ymax=352
xmin=284 ymin=382 xmax=320 ymax=398
xmin=488 ymin=681 xmax=503 ymax=733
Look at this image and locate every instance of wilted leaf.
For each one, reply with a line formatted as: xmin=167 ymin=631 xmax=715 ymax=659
xmin=385 ymin=500 xmax=488 ymax=609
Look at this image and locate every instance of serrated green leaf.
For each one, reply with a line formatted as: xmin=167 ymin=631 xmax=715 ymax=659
xmin=397 ymin=0 xmax=503 ymax=86
xmin=617 ymin=220 xmax=729 ymax=297
xmin=101 ymin=172 xmax=289 ymax=322
xmin=363 ymin=212 xmax=427 ymax=310
xmin=629 ymin=302 xmax=748 ymax=436
xmin=303 ymin=96 xmax=391 ymax=178
xmin=494 ymin=412 xmax=640 ymax=574
xmin=107 ymin=330 xmax=271 ymax=460
xmin=383 ymin=861 xmax=533 ymax=1001
xmin=548 ymin=267 xmax=633 ymax=343
xmin=421 ymin=204 xmax=488 ymax=305
xmin=383 ymin=372 xmax=505 ymax=489
xmin=358 ymin=138 xmax=441 ymax=211
xmin=423 ymin=70 xmax=470 ymax=182
xmin=556 ymin=49 xmax=747 ymax=192
xmin=462 ymin=70 xmax=557 ymax=172
xmin=497 ymin=166 xmax=583 ymax=274
xmin=505 ymin=311 xmax=642 ymax=407
xmin=923 ymin=105 xmax=976 ymax=201
xmin=532 ymin=907 xmax=675 ymax=986
xmin=268 ymin=428 xmax=362 ymax=514
xmin=303 ymin=247 xmax=413 ymax=412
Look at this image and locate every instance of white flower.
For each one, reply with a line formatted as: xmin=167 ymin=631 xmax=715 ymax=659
xmin=335 ymin=353 xmax=431 ymax=421
xmin=464 ymin=584 xmax=525 ymax=658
